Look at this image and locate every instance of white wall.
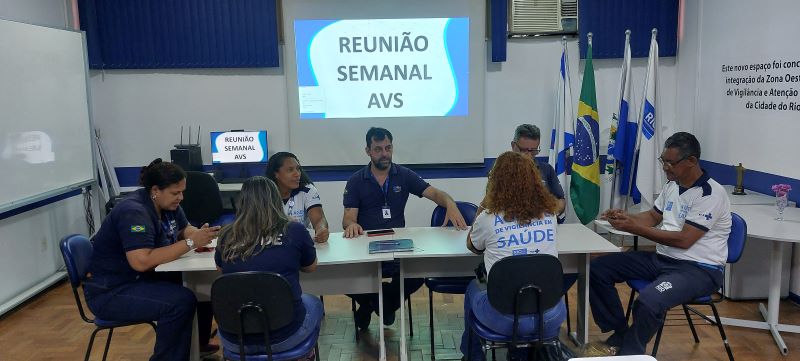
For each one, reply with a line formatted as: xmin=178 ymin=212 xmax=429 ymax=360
xmin=0 ymin=0 xmax=92 ymax=314
xmin=0 ymin=0 xmax=68 ymax=28
xmin=678 ymin=0 xmax=800 ymax=296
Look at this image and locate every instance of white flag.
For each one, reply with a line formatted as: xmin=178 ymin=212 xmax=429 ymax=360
xmin=604 ymin=31 xmax=636 ymax=211
xmin=634 ymin=30 xmax=664 ymax=210
xmin=549 ymin=40 xmax=575 ymax=201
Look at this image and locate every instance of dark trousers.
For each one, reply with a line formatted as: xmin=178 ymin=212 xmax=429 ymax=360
xmin=348 ymin=261 xmax=424 ymax=315
xmin=85 ymin=280 xmax=196 ymax=361
xmin=144 ymin=271 xmax=214 ymax=346
xmin=589 ymin=251 xmax=723 ymax=355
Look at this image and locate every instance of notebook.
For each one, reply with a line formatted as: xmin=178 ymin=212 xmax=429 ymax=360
xmin=368 ymin=239 xmax=414 ymax=254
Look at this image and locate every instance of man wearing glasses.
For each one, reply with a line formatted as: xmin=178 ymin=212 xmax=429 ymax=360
xmin=588 ymin=132 xmax=732 ymax=356
xmin=511 ymin=124 xmax=566 ymax=216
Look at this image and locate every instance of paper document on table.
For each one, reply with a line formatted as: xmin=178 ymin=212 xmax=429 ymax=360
xmin=594 ymin=220 xmax=635 ymax=236
xmin=369 ymin=239 xmax=414 ymax=254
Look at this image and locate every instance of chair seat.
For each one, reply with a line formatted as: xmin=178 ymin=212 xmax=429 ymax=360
xmin=627 ymin=279 xmax=713 ymax=303
xmin=626 ymin=279 xmax=650 ymax=292
xmin=94 ymin=318 xmax=152 ymax=328
xmin=221 ymin=327 xmax=319 ymax=361
xmin=425 ymin=277 xmax=474 ymax=294
xmin=469 ymin=312 xmax=555 ymax=343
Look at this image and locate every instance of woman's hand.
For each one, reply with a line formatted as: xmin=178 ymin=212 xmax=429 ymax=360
xmin=190 ymin=223 xmax=220 ymax=247
xmin=314 ymin=226 xmax=330 ymax=243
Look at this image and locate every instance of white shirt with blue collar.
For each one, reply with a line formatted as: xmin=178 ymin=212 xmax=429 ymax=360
xmin=283 ymin=184 xmax=323 ymax=228
xmin=653 ymin=171 xmax=731 ymax=267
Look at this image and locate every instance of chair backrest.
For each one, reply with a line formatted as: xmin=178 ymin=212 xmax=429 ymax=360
xmin=430 ymin=201 xmax=479 ymax=227
xmin=727 ymin=212 xmax=747 ymax=264
xmin=211 ymin=272 xmax=295 ymax=338
xmin=59 ymin=234 xmax=93 ymax=288
xmin=182 ymin=171 xmax=224 ymax=225
xmin=59 ymin=234 xmax=95 ymax=323
xmin=487 ymin=254 xmax=564 ymax=315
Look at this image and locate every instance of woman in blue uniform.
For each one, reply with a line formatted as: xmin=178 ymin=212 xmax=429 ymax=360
xmin=84 ymin=159 xmax=220 ymax=360
xmin=215 ymin=176 xmax=322 ymax=359
xmin=266 ymin=151 xmax=330 ymax=242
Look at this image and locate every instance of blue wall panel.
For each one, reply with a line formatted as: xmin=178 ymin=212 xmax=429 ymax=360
xmin=79 ymin=0 xmax=279 ymax=69
xmin=578 ymin=0 xmax=678 ymax=59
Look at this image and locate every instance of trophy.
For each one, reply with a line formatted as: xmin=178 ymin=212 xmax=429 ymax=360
xmin=732 ymin=163 xmax=746 ymax=195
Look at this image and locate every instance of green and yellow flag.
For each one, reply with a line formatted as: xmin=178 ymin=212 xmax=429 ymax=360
xmin=570 ymin=37 xmax=600 ymax=225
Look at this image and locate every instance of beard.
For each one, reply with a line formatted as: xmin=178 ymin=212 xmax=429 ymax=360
xmin=373 ymin=158 xmax=391 ymax=170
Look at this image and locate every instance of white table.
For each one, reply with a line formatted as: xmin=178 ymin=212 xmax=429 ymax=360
xmin=384 ymin=225 xmax=621 ymax=361
xmin=157 ymin=234 xmax=393 ymax=361
xmin=723 ymin=185 xmax=781 ymax=205
xmin=718 ymin=204 xmax=800 ymax=355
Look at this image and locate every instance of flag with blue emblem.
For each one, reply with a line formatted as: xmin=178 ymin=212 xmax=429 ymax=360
xmin=634 ymin=30 xmax=664 ymax=210
xmin=549 ymin=38 xmax=575 ymax=205
xmin=570 ymin=34 xmax=600 ymax=225
xmin=607 ymin=31 xmax=639 ymax=208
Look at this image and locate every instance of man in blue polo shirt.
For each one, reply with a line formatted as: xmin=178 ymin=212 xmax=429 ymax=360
xmin=589 ymin=132 xmax=731 ymax=356
xmin=343 ymin=127 xmax=467 ymax=330
xmin=510 ymin=124 xmax=566 ymax=217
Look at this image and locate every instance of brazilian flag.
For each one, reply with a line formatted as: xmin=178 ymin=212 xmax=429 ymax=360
xmin=570 ymin=39 xmax=600 ymax=225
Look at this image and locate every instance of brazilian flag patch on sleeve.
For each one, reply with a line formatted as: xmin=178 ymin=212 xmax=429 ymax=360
xmin=130 ymin=225 xmax=146 ymax=233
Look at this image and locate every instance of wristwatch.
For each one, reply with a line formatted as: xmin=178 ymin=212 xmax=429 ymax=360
xmin=186 ymin=238 xmax=195 ymax=250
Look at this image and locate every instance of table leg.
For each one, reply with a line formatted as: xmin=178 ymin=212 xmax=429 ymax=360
xmin=378 ymin=262 xmax=387 ymax=361
xmin=571 ymin=253 xmax=590 ymax=345
xmin=182 ymin=273 xmax=201 ymax=361
xmin=721 ymin=241 xmax=790 ymax=355
xmin=399 ymin=260 xmax=408 ymax=361
xmin=762 ymin=241 xmax=789 ymax=355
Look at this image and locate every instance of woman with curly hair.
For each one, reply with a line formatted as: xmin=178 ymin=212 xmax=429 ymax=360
xmin=459 ymin=151 xmax=566 ymax=361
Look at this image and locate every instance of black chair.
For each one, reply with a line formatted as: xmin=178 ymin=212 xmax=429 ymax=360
xmin=467 ymin=254 xmax=565 ymax=361
xmin=211 ymin=272 xmax=321 ymax=361
xmin=625 ymin=212 xmax=747 ymax=361
xmin=59 ymin=234 xmax=156 ymax=361
xmin=426 ymin=201 xmax=479 ymax=359
xmin=183 ymin=171 xmax=235 ymax=227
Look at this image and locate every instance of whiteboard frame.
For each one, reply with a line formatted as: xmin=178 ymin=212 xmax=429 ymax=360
xmin=0 ymin=19 xmax=97 ymax=215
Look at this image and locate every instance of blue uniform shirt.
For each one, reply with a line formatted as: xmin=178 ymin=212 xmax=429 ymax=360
xmin=535 ymin=159 xmax=565 ymax=200
xmin=215 ymin=222 xmax=317 ymax=342
xmin=88 ymin=188 xmax=189 ymax=288
xmin=343 ymin=163 xmax=430 ymax=230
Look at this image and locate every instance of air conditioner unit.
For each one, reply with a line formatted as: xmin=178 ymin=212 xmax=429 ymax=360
xmin=508 ymin=0 xmax=578 ymax=36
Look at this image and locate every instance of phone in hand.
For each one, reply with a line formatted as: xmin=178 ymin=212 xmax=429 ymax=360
xmin=194 ymin=246 xmax=214 ymax=253
xmin=366 ymin=228 xmax=395 ymax=237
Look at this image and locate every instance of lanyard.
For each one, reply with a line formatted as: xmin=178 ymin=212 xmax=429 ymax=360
xmin=372 ymin=174 xmax=390 ymax=206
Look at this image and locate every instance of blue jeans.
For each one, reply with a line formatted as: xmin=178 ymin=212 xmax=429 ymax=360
xmin=220 ymin=294 xmax=323 ymax=354
xmin=460 ymin=280 xmax=566 ymax=361
xmin=84 ymin=279 xmax=196 ymax=361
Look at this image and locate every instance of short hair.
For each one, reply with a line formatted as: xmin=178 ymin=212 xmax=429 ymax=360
xmin=513 ymin=124 xmax=541 ymax=142
xmin=139 ymin=158 xmax=186 ymax=190
xmin=366 ymin=127 xmax=393 ymax=148
xmin=664 ymin=132 xmax=701 ymax=159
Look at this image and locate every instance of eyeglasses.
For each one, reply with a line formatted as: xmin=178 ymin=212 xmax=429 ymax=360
xmin=513 ymin=142 xmax=540 ymax=154
xmin=658 ymin=156 xmax=687 ymax=168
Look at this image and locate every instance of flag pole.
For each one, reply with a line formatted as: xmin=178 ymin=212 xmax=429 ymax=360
xmin=551 ymin=36 xmax=567 ymax=164
xmin=563 ymin=36 xmax=575 ymax=160
xmin=609 ymin=29 xmax=631 ymax=211
xmin=624 ymin=28 xmax=657 ymax=212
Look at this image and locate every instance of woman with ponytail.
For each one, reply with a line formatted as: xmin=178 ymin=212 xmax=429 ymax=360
xmin=85 ymin=159 xmax=220 ymax=360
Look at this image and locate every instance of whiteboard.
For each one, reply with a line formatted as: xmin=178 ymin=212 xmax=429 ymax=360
xmin=0 ymin=19 xmax=94 ymax=212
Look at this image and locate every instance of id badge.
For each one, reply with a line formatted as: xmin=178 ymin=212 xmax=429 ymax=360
xmin=382 ymin=206 xmax=392 ymax=219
